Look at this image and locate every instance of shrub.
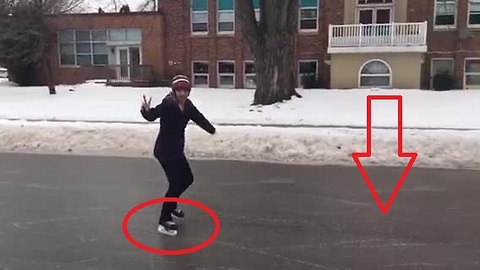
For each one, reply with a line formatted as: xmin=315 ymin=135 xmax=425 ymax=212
xmin=302 ymin=73 xmax=328 ymax=89
xmin=7 ymin=63 xmax=40 ymax=86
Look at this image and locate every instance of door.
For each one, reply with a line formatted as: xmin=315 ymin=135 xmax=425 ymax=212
xmin=116 ymin=47 xmax=141 ymax=81
xmin=129 ymin=47 xmax=141 ymax=80
xmin=358 ymin=7 xmax=392 ymax=36
xmin=118 ymin=48 xmax=129 ymax=80
xmin=358 ymin=7 xmax=392 ymax=24
xmin=430 ymin=59 xmax=453 ymax=89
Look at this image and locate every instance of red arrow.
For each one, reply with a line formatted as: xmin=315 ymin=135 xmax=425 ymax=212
xmin=352 ymin=95 xmax=418 ymax=215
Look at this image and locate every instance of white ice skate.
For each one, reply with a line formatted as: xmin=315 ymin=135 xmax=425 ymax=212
xmin=157 ymin=221 xmax=178 ymax=236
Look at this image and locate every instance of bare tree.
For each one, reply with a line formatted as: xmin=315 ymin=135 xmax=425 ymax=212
xmin=0 ymin=0 xmax=84 ymax=94
xmin=236 ymin=0 xmax=302 ymax=105
xmin=138 ymin=0 xmax=156 ymax=12
xmin=38 ymin=0 xmax=85 ymax=14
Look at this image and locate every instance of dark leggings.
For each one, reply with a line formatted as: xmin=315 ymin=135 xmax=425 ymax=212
xmin=158 ymin=154 xmax=194 ymax=223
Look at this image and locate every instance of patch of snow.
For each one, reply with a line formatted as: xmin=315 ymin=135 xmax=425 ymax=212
xmin=0 ymin=120 xmax=478 ymax=170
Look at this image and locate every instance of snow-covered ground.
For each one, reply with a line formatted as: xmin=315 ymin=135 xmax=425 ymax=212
xmin=0 ymin=80 xmax=478 ymax=170
xmin=1 ymin=80 xmax=479 ymax=129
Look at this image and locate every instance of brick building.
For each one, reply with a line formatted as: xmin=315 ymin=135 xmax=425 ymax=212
xmin=44 ymin=12 xmax=166 ymax=86
xmin=41 ymin=0 xmax=480 ymax=89
xmin=159 ymin=0 xmax=328 ymax=89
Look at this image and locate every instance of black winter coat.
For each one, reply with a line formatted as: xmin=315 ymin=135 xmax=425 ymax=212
xmin=140 ymin=92 xmax=216 ymax=161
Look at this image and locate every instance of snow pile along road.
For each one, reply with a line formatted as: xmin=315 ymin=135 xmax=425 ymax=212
xmin=0 ymin=121 xmax=478 ymax=170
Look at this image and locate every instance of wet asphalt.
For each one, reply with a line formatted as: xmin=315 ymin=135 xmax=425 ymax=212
xmin=0 ymin=152 xmax=479 ymax=270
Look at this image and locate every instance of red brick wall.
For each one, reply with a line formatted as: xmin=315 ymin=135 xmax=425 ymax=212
xmin=408 ymin=0 xmax=480 ymax=88
xmin=161 ymin=0 xmax=333 ymax=88
xmin=34 ymin=1 xmax=480 ymax=89
xmin=42 ymin=12 xmax=165 ymax=85
xmin=322 ymin=0 xmax=345 ymax=86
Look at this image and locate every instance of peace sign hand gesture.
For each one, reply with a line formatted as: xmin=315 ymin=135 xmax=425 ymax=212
xmin=141 ymin=95 xmax=152 ymax=111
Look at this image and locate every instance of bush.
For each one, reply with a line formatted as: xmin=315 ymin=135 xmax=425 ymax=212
xmin=6 ymin=63 xmax=40 ymax=86
xmin=432 ymin=71 xmax=456 ymax=91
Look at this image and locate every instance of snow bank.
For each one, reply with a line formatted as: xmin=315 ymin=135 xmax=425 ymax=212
xmin=1 ymin=121 xmax=478 ymax=170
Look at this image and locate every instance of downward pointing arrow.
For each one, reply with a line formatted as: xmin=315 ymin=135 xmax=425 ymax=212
xmin=352 ymin=95 xmax=418 ymax=215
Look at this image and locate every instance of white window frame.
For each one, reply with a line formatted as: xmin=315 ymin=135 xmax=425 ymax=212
xmin=191 ymin=0 xmax=208 ymax=35
xmin=298 ymin=0 xmax=319 ymax=32
xmin=357 ymin=0 xmax=392 ymax=4
xmin=464 ymin=58 xmax=480 ymax=89
xmin=298 ymin=60 xmax=318 ymax=88
xmin=254 ymin=8 xmax=260 ymax=22
xmin=355 ymin=7 xmax=394 ymax=24
xmin=217 ymin=0 xmax=235 ymax=34
xmin=192 ymin=61 xmax=209 ymax=87
xmin=468 ymin=0 xmax=480 ymax=28
xmin=358 ymin=59 xmax=392 ymax=88
xmin=218 ymin=60 xmax=235 ymax=88
xmin=433 ymin=0 xmax=457 ymax=30
xmin=244 ymin=60 xmax=256 ymax=89
xmin=430 ymin=58 xmax=454 ymax=88
xmin=57 ymin=29 xmax=118 ymax=68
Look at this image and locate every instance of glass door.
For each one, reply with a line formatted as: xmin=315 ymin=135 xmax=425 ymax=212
xmin=116 ymin=46 xmax=141 ymax=81
xmin=358 ymin=7 xmax=392 ymax=36
xmin=116 ymin=47 xmax=129 ymax=81
xmin=129 ymin=47 xmax=141 ymax=80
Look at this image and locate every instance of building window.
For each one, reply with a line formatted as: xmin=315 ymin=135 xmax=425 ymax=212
xmin=218 ymin=0 xmax=234 ymax=33
xmin=58 ymin=28 xmax=141 ymax=67
xmin=191 ymin=0 xmax=208 ymax=33
xmin=357 ymin=0 xmax=393 ymax=4
xmin=359 ymin=59 xmax=391 ymax=87
xmin=299 ymin=0 xmax=318 ymax=31
xmin=434 ymin=0 xmax=456 ymax=28
xmin=192 ymin=61 xmax=209 ymax=86
xmin=244 ymin=61 xmax=256 ymax=89
xmin=253 ymin=0 xmax=260 ymax=22
xmin=59 ymin=29 xmax=109 ymax=66
xmin=431 ymin=58 xmax=454 ymax=89
xmin=431 ymin=58 xmax=454 ymax=76
xmin=464 ymin=59 xmax=480 ymax=89
xmin=218 ymin=61 xmax=235 ymax=88
xmin=108 ymin=28 xmax=142 ymax=41
xmin=298 ymin=60 xmax=317 ymax=87
xmin=468 ymin=0 xmax=480 ymax=26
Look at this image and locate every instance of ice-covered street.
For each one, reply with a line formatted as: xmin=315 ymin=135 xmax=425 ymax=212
xmin=1 ymin=153 xmax=479 ymax=269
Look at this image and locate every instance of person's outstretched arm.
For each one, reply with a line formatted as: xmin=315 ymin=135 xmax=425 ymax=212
xmin=189 ymin=102 xmax=216 ymax=134
xmin=140 ymin=94 xmax=165 ymax=122
xmin=140 ymin=103 xmax=163 ymax=122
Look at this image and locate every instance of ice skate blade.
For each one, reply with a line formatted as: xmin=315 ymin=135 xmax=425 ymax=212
xmin=157 ymin=226 xmax=178 ymax=236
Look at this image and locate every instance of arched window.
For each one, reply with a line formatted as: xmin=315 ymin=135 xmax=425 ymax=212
xmin=359 ymin=60 xmax=391 ymax=88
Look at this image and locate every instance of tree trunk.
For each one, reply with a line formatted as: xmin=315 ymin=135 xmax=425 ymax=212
xmin=236 ymin=0 xmax=302 ymax=105
xmin=41 ymin=54 xmax=55 ymax=95
xmin=252 ymin=35 xmax=301 ymax=105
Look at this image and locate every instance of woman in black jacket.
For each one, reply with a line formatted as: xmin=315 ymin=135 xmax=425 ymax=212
xmin=141 ymin=74 xmax=216 ymax=236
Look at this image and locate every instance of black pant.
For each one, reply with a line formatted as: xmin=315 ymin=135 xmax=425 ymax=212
xmin=158 ymin=154 xmax=194 ymax=223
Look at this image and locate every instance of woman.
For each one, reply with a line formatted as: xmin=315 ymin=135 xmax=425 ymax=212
xmin=140 ymin=74 xmax=216 ymax=236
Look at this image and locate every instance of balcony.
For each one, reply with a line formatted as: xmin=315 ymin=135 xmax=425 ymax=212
xmin=328 ymin=21 xmax=428 ymax=54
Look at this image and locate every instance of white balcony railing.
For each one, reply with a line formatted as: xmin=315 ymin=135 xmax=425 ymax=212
xmin=328 ymin=21 xmax=428 ymax=51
